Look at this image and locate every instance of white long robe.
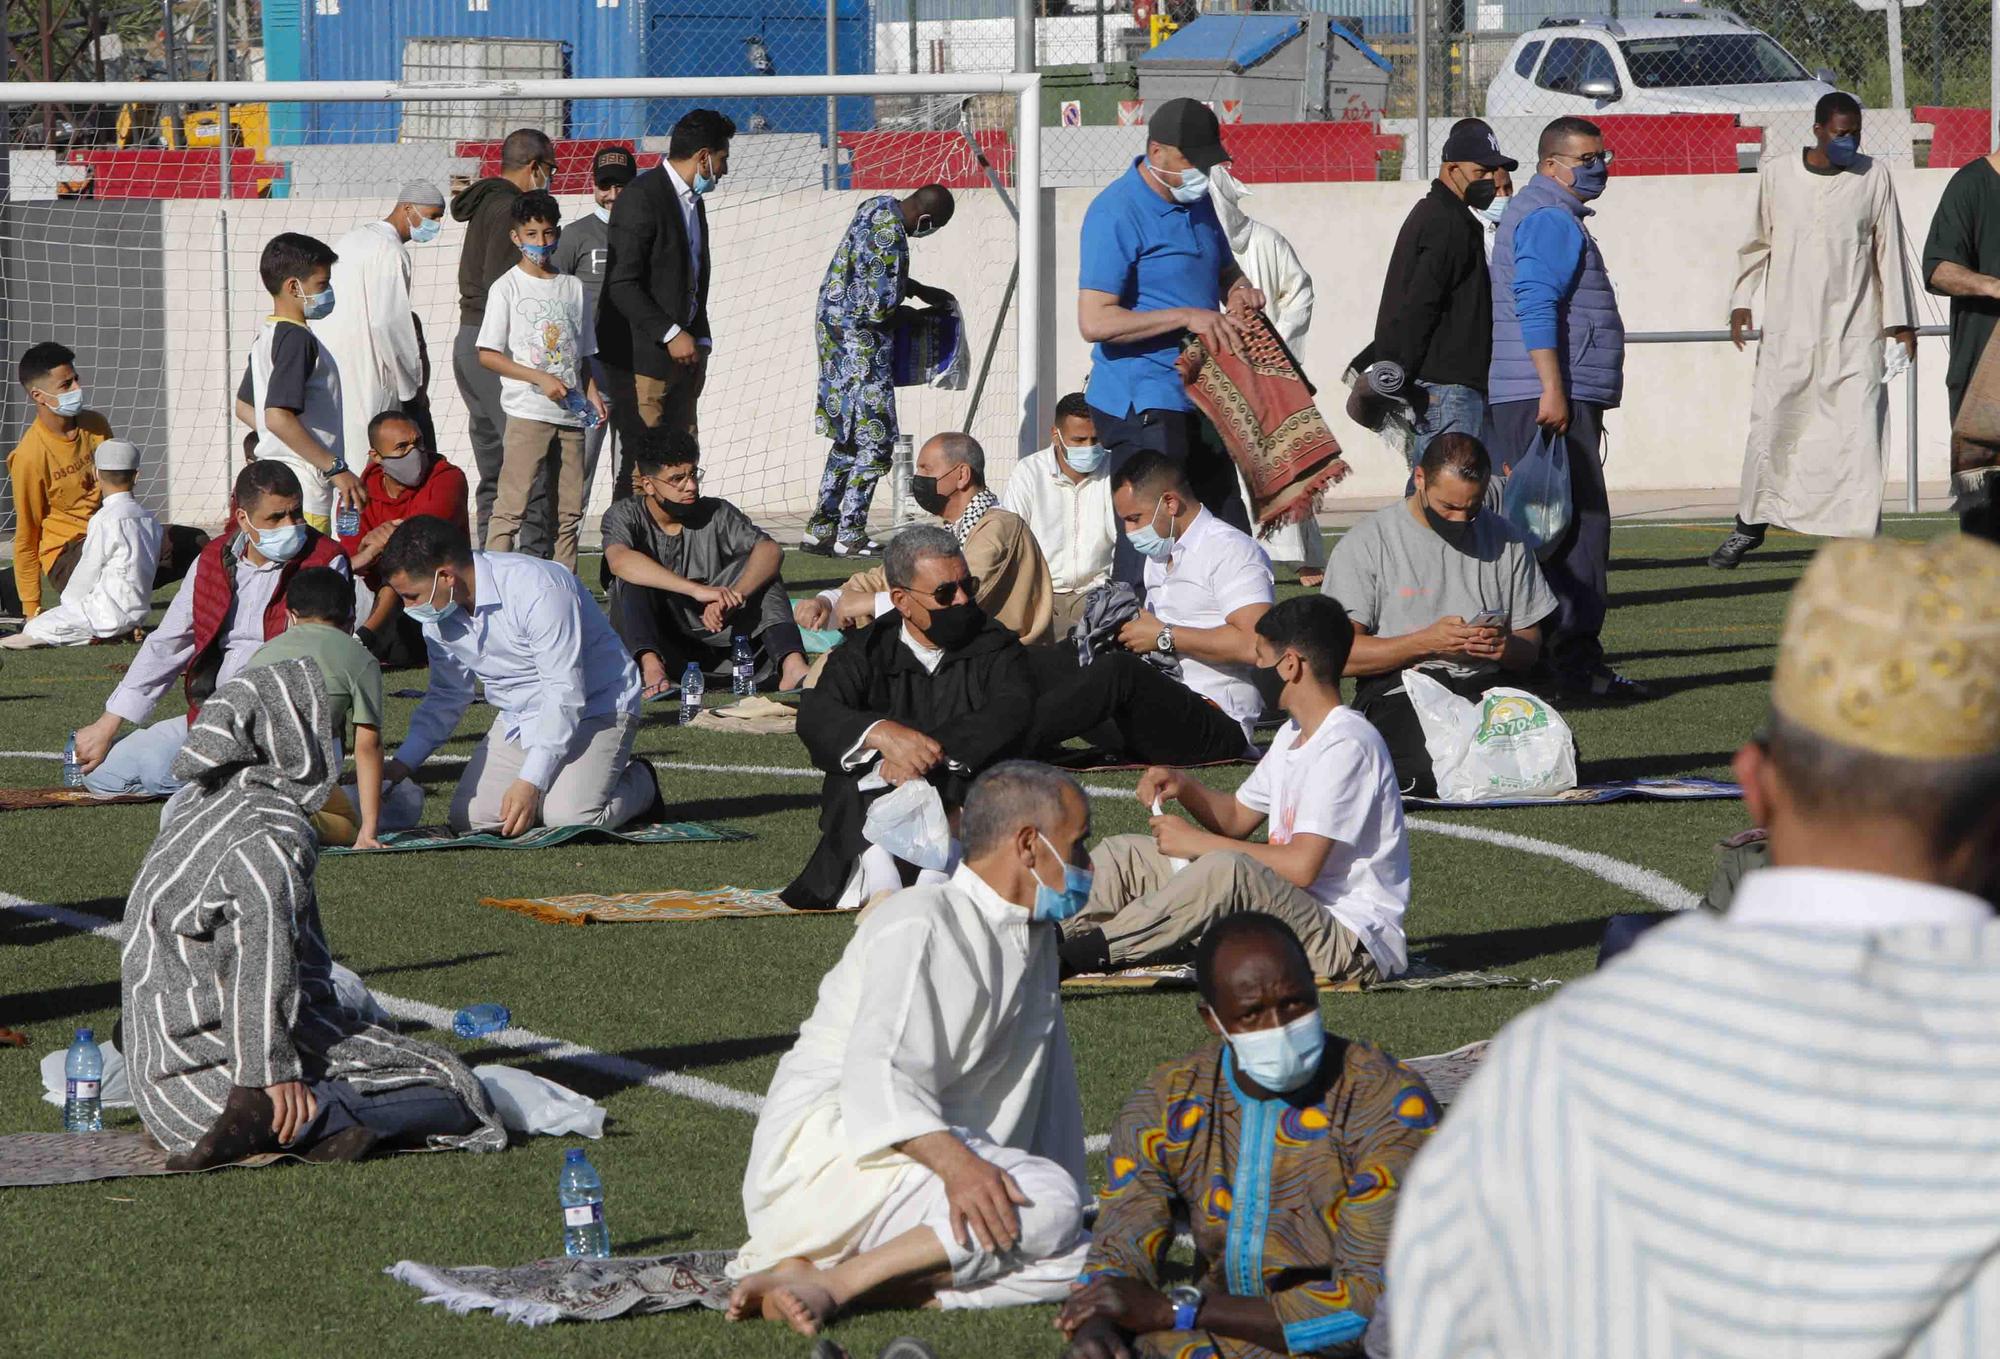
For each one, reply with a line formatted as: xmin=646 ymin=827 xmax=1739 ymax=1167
xmin=1731 ymin=151 xmax=1914 ymax=538
xmin=732 ymin=863 xmax=1087 ymax=1281
xmin=21 ymin=490 xmax=160 ymax=645
xmin=313 ymin=220 xmax=423 ymax=464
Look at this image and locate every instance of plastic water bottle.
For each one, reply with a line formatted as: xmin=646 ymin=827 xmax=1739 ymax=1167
xmin=452 ymin=1003 xmax=510 ymax=1039
xmin=731 ymin=634 xmax=755 ymax=696
xmin=559 ymin=1148 xmax=611 ymax=1258
xmin=335 ymin=502 xmax=362 ymax=538
xmin=560 ymin=389 xmax=602 ymax=430
xmin=64 ymin=1028 xmax=103 ymax=1133
xmin=62 ymin=731 xmax=83 ymax=788
xmin=678 ymin=661 xmax=704 ymax=725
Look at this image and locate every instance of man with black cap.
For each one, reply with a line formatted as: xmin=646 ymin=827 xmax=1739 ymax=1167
xmin=1360 ymin=121 xmax=1516 ymax=469
xmin=1078 ymin=97 xmax=1261 ymax=579
xmin=555 ymin=144 xmax=637 ymax=507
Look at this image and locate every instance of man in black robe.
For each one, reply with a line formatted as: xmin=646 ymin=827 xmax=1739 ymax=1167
xmin=782 ymin=525 xmax=1035 ymax=909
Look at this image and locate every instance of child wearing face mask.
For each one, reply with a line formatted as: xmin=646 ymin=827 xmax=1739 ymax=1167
xmin=7 ymin=340 xmax=113 ymax=621
xmin=477 ymin=190 xmax=607 ymax=574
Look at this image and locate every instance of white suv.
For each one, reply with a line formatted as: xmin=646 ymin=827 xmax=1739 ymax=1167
xmin=1485 ymin=10 xmax=1836 ymax=119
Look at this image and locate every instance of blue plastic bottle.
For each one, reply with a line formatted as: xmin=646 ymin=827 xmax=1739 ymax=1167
xmin=335 ymin=502 xmax=362 ymax=538
xmin=678 ymin=661 xmax=704 ymax=725
xmin=731 ymin=634 xmax=755 ymax=696
xmin=559 ymin=1148 xmax=611 ymax=1258
xmin=62 ymin=732 xmax=83 ymax=788
xmin=64 ymin=1028 xmax=103 ymax=1132
xmin=452 ymin=1003 xmax=510 ymax=1039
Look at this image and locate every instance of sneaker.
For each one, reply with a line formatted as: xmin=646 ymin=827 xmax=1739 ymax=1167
xmin=1707 ymin=530 xmax=1763 ymax=570
xmin=833 ymin=536 xmax=883 ymax=558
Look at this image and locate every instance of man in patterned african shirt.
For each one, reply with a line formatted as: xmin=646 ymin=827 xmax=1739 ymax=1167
xmin=1059 ymin=914 xmax=1438 ymax=1359
xmin=804 ymin=184 xmax=956 ymax=558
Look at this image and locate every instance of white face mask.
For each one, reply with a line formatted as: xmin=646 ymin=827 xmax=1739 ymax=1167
xmin=1147 ymin=156 xmax=1210 ymax=204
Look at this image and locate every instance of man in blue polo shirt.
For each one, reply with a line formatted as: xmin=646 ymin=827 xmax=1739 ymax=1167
xmin=1079 ymin=98 xmax=1261 ymax=579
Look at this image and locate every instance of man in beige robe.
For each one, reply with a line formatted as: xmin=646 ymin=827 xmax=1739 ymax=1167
xmin=1712 ymin=94 xmax=1915 ymax=568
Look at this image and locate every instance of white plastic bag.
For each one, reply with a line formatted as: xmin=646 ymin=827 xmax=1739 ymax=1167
xmin=39 ymin=1039 xmax=134 ymax=1108
xmin=330 ymin=961 xmax=392 ymax=1025
xmin=862 ymin=779 xmax=954 ymax=871
xmin=473 ymin=1065 xmax=607 ymax=1140
xmin=1404 ymin=670 xmax=1578 ymax=802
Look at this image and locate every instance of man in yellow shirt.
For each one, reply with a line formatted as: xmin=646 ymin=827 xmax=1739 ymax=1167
xmin=8 ymin=342 xmax=110 ymax=618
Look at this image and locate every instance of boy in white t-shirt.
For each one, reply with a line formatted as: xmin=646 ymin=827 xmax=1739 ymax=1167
xmin=1059 ymin=594 xmax=1411 ymax=984
xmin=477 ymin=190 xmax=605 ymax=573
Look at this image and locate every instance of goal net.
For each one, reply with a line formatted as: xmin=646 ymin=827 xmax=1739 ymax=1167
xmin=0 ymin=76 xmax=1041 ymax=542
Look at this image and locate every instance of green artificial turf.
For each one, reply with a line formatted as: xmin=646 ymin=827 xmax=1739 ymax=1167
xmin=0 ymin=519 xmax=1945 ymax=1358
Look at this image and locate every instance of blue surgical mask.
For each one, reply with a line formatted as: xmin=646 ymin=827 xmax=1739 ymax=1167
xmin=301 ymin=286 xmax=335 ymax=320
xmin=691 ymin=155 xmax=718 ymax=195
xmin=1125 ymin=497 xmax=1177 ymax=562
xmin=1031 ymin=832 xmax=1093 ymax=924
xmin=251 ymin=523 xmax=307 ymax=563
xmin=519 ymin=242 xmax=556 ymax=268
xmin=1565 ymin=158 xmax=1608 ymax=202
xmin=1149 ymin=157 xmax=1210 ymax=204
xmin=1222 ymin=1010 xmax=1327 ymax=1094
xmin=404 ymin=568 xmax=461 ymax=626
xmin=1059 ymin=439 xmax=1105 ymax=475
xmin=53 ymin=387 xmax=85 ymax=417
xmin=410 ymin=214 xmax=442 ymax=244
xmin=1473 ymin=197 xmax=1508 ymax=227
xmin=1825 ymin=134 xmax=1860 ymax=168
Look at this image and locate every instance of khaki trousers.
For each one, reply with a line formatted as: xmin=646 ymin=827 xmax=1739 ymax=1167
xmin=450 ymin=709 xmax=653 ymax=834
xmin=1049 ymin=589 xmax=1092 ymax=641
xmin=489 ymin=416 xmax=585 ymax=572
xmin=602 ymin=361 xmax=704 ymax=497
xmin=1069 ymin=833 xmax=1377 ymax=984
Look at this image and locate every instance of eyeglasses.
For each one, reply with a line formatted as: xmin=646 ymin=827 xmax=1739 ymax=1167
xmin=647 ymin=469 xmax=701 ymax=490
xmin=1548 ymin=149 xmax=1613 ymax=167
xmin=915 ymin=576 xmax=979 ymax=606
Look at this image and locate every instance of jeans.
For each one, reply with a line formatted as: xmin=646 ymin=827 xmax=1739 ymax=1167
xmin=300 ymin=1078 xmax=480 ymax=1150
xmin=1487 ymin=398 xmax=1610 ymax=674
xmin=1089 ymin=403 xmax=1250 ymax=585
xmin=83 ymin=716 xmax=190 ymax=797
xmin=1411 ymin=381 xmax=1488 ymax=465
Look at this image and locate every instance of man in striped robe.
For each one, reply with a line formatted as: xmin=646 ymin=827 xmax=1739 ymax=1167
xmin=1388 ymin=534 xmax=2000 ymax=1359
xmin=120 ymin=658 xmax=505 ymax=1169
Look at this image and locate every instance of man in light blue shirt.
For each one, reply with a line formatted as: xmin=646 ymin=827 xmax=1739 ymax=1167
xmin=378 ymin=516 xmax=655 ymax=836
xmin=1078 ymin=98 xmax=1261 ymax=578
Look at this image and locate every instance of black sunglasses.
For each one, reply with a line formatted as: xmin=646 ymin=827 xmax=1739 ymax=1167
xmin=913 ymin=576 xmax=979 ymax=606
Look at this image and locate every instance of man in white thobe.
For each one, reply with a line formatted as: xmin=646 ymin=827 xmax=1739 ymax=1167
xmin=727 ymin=761 xmax=1093 ymax=1337
xmin=1712 ymin=94 xmax=1915 ymax=568
xmin=314 ymin=182 xmax=446 ymax=462
xmin=4 ymin=439 xmax=159 ymax=648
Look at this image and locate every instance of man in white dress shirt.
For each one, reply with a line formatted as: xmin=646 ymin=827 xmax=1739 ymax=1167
xmin=1001 ymin=392 xmax=1115 ymax=638
xmin=4 ymin=439 xmax=160 ymax=649
xmin=313 ymin=182 xmax=445 ymax=459
xmin=1389 ymin=534 xmax=2000 ymax=1359
xmin=377 ymin=515 xmax=655 ymax=836
xmin=728 ymin=760 xmax=1092 ymax=1336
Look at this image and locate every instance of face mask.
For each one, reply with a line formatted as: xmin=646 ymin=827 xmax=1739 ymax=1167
xmin=1126 ymin=498 xmax=1177 ymax=561
xmin=1824 ymin=134 xmax=1860 ymax=168
xmin=1059 ymin=439 xmax=1105 ymax=475
xmin=920 ymin=599 xmax=985 ymax=651
xmin=410 ymin=214 xmax=442 ymax=244
xmin=1423 ymin=501 xmax=1479 ymax=552
xmin=911 ymin=214 xmax=936 ymax=239
xmin=300 ymin=285 xmax=335 ymax=320
xmin=404 ymin=569 xmax=461 ymax=625
xmin=910 ymin=473 xmax=951 ymax=517
xmin=1474 ymin=196 xmax=1509 ymax=227
xmin=50 ymin=388 xmax=85 ymax=418
xmin=594 ymin=204 xmax=612 ymax=223
xmin=1565 ymin=158 xmax=1608 ymax=201
xmin=381 ymin=449 xmax=426 ymax=487
xmin=1149 ymin=157 xmax=1210 ymax=204
xmin=1463 ymin=177 xmax=1499 ymax=213
xmin=691 ymin=155 xmax=718 ymax=196
xmin=1221 ymin=1010 xmax=1326 ymax=1094
xmin=519 ymin=242 xmax=556 ymax=268
xmin=1031 ymin=832 xmax=1094 ymax=923
xmin=248 ymin=522 xmax=307 ymax=563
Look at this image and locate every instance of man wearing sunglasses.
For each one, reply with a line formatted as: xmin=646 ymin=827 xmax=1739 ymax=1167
xmin=782 ymin=525 xmax=1037 ymax=910
xmin=1488 ymin=115 xmax=1646 ymax=703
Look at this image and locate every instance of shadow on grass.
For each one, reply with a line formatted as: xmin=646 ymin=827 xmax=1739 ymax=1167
xmin=361 ymin=950 xmax=511 ymax=979
xmin=1612 ymin=549 xmax=1816 ymax=571
xmin=0 ymin=896 xmax=124 ymax=948
xmin=1615 ymin=577 xmax=1798 ymax=609
xmin=474 ymin=1034 xmax=800 ymax=1101
xmin=1610 ymin=641 xmax=1774 ymax=665
xmin=1639 ymin=664 xmax=1774 ymax=699
xmin=617 ymin=1230 xmax=698 ymax=1252
xmin=659 ymin=792 xmax=820 ymax=821
xmin=1412 ymin=913 xmax=1621 ymax=969
xmin=0 ymin=976 xmax=120 ymax=1026
xmin=1580 ymin=749 xmax=1741 ymax=780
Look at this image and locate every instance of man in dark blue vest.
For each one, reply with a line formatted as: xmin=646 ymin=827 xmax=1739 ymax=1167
xmin=1487 ymin=116 xmax=1647 ymax=701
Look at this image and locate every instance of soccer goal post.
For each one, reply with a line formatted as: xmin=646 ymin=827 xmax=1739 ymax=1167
xmin=0 ymin=74 xmax=1043 ymax=536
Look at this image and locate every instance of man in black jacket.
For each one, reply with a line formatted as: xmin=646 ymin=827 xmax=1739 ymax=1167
xmin=598 ymin=108 xmax=734 ymax=499
xmin=782 ymin=525 xmax=1036 ymax=909
xmin=450 ymin=127 xmax=556 ymax=549
xmin=1362 ymin=120 xmax=1517 ymax=471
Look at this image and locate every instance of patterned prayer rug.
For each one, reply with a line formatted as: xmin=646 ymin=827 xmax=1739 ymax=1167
xmin=0 ymin=787 xmax=161 ymax=812
xmin=386 ymin=1251 xmax=738 ymax=1326
xmin=479 ymin=887 xmax=854 ymax=926
xmin=1404 ymin=776 xmax=1742 ymax=809
xmin=323 ymin=821 xmax=750 ymax=856
xmin=0 ymin=1131 xmax=289 ymax=1187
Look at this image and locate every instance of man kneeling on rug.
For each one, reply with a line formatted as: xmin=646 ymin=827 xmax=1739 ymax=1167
xmin=122 ymin=660 xmax=505 ymax=1168
xmin=1060 ymin=595 xmax=1410 ymax=986
xmin=1060 ymin=913 xmax=1438 ymax=1359
xmin=728 ymin=761 xmax=1092 ymax=1334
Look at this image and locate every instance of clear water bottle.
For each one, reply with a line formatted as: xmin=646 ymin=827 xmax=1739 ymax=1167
xmin=452 ymin=1003 xmax=510 ymax=1039
xmin=64 ymin=1028 xmax=103 ymax=1133
xmin=560 ymin=389 xmax=602 ymax=430
xmin=335 ymin=501 xmax=362 ymax=538
xmin=677 ymin=661 xmax=704 ymax=725
xmin=731 ymin=634 xmax=755 ymax=696
xmin=62 ymin=731 xmax=83 ymax=788
xmin=559 ymin=1148 xmax=611 ymax=1258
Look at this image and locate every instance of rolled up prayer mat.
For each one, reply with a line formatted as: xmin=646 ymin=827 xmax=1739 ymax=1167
xmin=1952 ymin=326 xmax=2000 ymax=511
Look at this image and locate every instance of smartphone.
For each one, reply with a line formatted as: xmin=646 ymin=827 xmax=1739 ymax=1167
xmin=1470 ymin=609 xmax=1509 ymax=629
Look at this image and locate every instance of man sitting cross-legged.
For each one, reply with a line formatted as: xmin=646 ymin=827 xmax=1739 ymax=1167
xmin=603 ymin=423 xmax=810 ymax=695
xmin=378 ymin=516 xmax=657 ymax=837
xmin=1027 ymin=450 xmax=1273 ymax=767
xmin=2 ymin=438 xmax=160 ymax=650
xmin=782 ymin=525 xmax=1036 ymax=909
xmin=1059 ymin=595 xmax=1411 ymax=986
xmin=728 ymin=761 xmax=1092 ymax=1335
xmin=1059 ymin=913 xmax=1439 ymax=1359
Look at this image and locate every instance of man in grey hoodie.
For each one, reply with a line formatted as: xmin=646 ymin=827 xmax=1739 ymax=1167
xmin=451 ymin=127 xmax=555 ymax=554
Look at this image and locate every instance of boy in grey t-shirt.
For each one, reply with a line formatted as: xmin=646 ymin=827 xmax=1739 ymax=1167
xmin=1322 ymin=433 xmax=1556 ymax=795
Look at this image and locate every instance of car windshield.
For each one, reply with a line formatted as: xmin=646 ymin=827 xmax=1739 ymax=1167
xmin=1619 ymin=34 xmax=1809 ymax=88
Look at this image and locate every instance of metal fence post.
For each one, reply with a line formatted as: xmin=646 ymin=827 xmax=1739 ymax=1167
xmin=1016 ymin=0 xmax=1034 ymax=74
xmin=216 ymin=3 xmax=236 ymax=519
xmin=1414 ymin=0 xmax=1430 ymax=172
xmin=825 ymin=0 xmax=839 ymax=191
xmin=1906 ymin=344 xmax=1920 ymax=515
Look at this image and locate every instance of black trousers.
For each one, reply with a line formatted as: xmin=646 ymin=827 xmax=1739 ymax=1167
xmin=1026 ymin=649 xmax=1250 ymax=766
xmin=610 ymin=578 xmax=804 ymax=686
xmin=1352 ymin=669 xmax=1501 ymax=799
xmin=1091 ymin=404 xmax=1250 ymax=585
xmin=1487 ymin=398 xmax=1610 ymax=675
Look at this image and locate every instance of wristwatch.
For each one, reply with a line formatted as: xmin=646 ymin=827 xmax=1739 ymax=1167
xmin=1156 ymin=624 xmax=1176 ymax=656
xmin=1168 ymin=1285 xmax=1203 ymax=1332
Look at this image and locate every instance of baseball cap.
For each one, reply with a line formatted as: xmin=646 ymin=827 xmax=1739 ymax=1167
xmin=592 ymin=145 xmax=638 ymax=187
xmin=1440 ymin=121 xmax=1518 ymax=171
xmin=1147 ymin=98 xmax=1231 ymax=172
xmin=94 ymin=439 xmax=141 ymax=472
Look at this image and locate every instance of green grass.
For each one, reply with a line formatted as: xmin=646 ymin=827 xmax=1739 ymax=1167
xmin=0 ymin=518 xmax=1946 ymax=1358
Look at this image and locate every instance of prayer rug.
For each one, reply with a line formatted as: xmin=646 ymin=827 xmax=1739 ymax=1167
xmin=478 ymin=887 xmax=850 ymax=926
xmin=323 ymin=821 xmax=750 ymax=856
xmin=0 ymin=787 xmax=161 ymax=812
xmin=0 ymin=1131 xmax=288 ymax=1187
xmin=1064 ymin=954 xmax=1558 ymax=995
xmin=1404 ymin=776 xmax=1742 ymax=809
xmin=1178 ymin=315 xmax=1349 ymax=535
xmin=386 ymin=1251 xmax=737 ymax=1327
xmin=688 ymin=696 xmax=798 ymax=735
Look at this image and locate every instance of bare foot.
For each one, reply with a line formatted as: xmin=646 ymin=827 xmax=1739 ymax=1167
xmin=778 ymin=653 xmax=811 ymax=690
xmin=639 ymin=658 xmax=671 ymax=699
xmin=767 ymin=1277 xmax=839 ymax=1336
xmin=726 ymin=1259 xmax=816 ymax=1323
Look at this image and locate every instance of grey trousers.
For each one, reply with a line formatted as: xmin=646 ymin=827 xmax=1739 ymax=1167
xmin=449 ymin=709 xmax=653 ymax=833
xmin=453 ymin=320 xmax=552 ymax=556
xmin=1066 ymin=833 xmax=1376 ymax=983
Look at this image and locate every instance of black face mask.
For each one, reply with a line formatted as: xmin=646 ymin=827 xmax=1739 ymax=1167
xmin=911 ymin=474 xmax=950 ymax=517
xmin=1463 ymin=177 xmax=1499 ymax=212
xmin=922 ymin=600 xmax=985 ymax=650
xmin=1424 ymin=502 xmax=1479 ymax=552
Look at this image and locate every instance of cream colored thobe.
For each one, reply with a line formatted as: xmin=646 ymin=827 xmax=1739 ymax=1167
xmin=314 ymin=219 xmax=424 ymax=464
xmin=730 ymin=863 xmax=1087 ymax=1294
xmin=1730 ymin=151 xmax=1914 ymax=538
